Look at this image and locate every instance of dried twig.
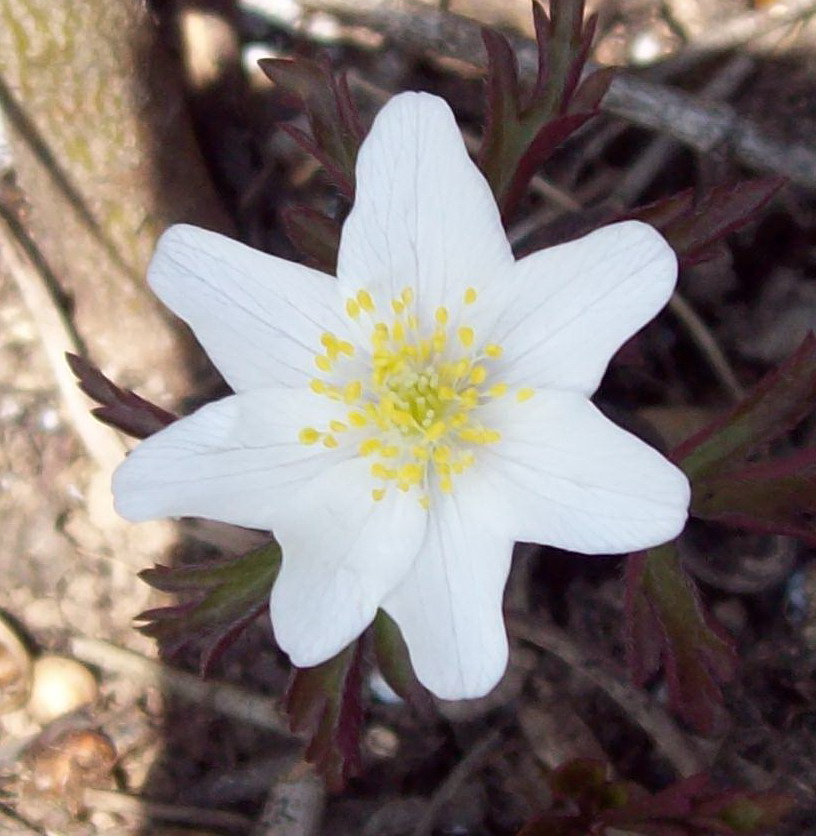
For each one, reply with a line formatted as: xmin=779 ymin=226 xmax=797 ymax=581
xmin=668 ymin=293 xmax=745 ymax=402
xmin=70 ymin=637 xmax=294 ymax=737
xmin=681 ymin=0 xmax=816 ymax=53
xmin=412 ymin=728 xmax=503 ymax=836
xmin=508 ymin=617 xmax=707 ymax=777
xmin=251 ymin=760 xmax=326 ymax=836
xmin=84 ymin=787 xmax=252 ymax=833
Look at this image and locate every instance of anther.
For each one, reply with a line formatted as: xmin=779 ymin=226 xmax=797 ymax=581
xmin=298 ymin=428 xmax=320 ymax=445
xmin=458 ymin=326 xmax=474 ymax=348
xmin=517 ymin=388 xmax=535 ymax=402
xmin=357 ymin=289 xmax=375 ymax=312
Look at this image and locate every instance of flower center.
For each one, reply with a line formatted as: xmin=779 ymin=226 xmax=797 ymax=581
xmin=298 ymin=286 xmax=533 ymax=508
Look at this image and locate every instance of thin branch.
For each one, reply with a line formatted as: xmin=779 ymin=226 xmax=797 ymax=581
xmin=251 ymin=760 xmax=326 ymax=836
xmin=684 ymin=0 xmax=816 ymax=53
xmin=412 ymin=728 xmax=503 ymax=836
xmin=508 ymin=617 xmax=708 ymax=777
xmin=70 ymin=637 xmax=294 ymax=737
xmin=83 ymin=788 xmax=252 ymax=833
xmin=669 ymin=292 xmax=745 ymax=403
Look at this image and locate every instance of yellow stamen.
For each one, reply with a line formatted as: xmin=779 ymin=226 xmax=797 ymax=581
xmin=299 ymin=428 xmax=320 ymax=445
xmin=458 ymin=326 xmax=475 ymax=348
xmin=357 ymin=289 xmax=375 ymax=312
xmin=517 ymin=387 xmax=535 ymax=403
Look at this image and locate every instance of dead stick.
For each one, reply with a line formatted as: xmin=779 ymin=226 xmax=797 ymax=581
xmin=70 ymin=636 xmax=294 ymax=738
xmin=508 ymin=617 xmax=707 ymax=777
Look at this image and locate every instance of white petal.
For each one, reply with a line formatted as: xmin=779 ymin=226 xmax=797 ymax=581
xmin=113 ymin=388 xmax=351 ymax=529
xmin=480 ymin=390 xmax=689 ymax=554
xmin=269 ymin=465 xmax=428 ymax=668
xmin=382 ymin=474 xmax=515 ymax=700
xmin=336 ymin=92 xmax=513 ymax=323
xmin=492 ymin=221 xmax=677 ymax=394
xmin=148 ymin=225 xmax=349 ymax=391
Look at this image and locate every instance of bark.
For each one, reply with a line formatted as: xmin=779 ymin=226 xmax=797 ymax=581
xmin=0 ymin=0 xmax=234 ymax=402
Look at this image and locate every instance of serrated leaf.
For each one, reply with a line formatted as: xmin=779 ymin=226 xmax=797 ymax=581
xmin=66 ymin=352 xmax=177 ymax=439
xmin=259 ymin=56 xmax=363 ymax=199
xmin=518 ymin=757 xmax=792 ymax=836
xmin=281 ymin=205 xmax=342 ymax=273
xmin=627 ymin=177 xmax=784 ymax=267
xmin=625 ymin=545 xmax=737 ymax=735
xmin=674 ymin=334 xmax=816 ymax=480
xmin=137 ymin=541 xmax=281 ymax=674
xmin=285 ymin=641 xmax=364 ymax=792
xmin=372 ymin=610 xmax=434 ymax=715
xmin=479 ymin=0 xmax=611 ymax=219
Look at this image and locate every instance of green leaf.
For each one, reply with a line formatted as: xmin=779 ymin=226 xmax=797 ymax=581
xmin=625 ymin=544 xmax=737 ymax=735
xmin=138 ymin=541 xmax=281 ymax=674
xmin=708 ymin=793 xmax=795 ymax=833
xmin=372 ymin=610 xmax=434 ymax=714
xmin=285 ymin=642 xmax=364 ymax=792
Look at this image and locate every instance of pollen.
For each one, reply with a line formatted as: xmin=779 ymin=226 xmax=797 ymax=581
xmin=300 ymin=285 xmax=526 ymax=507
xmin=357 ymin=289 xmax=375 ymax=313
xmin=299 ymin=427 xmax=320 ymax=445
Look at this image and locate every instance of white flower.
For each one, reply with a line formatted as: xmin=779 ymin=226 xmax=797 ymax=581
xmin=113 ymin=92 xmax=689 ymax=700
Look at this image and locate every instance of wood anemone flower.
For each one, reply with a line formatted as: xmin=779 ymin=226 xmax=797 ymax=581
xmin=113 ymin=92 xmax=689 ymax=700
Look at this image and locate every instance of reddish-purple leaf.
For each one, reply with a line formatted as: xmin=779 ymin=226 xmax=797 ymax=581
xmin=281 ymin=205 xmax=342 ymax=273
xmin=479 ymin=0 xmax=611 ymax=219
xmin=517 ymin=757 xmax=792 ymax=835
xmin=66 ymin=352 xmax=177 ymax=440
xmin=673 ymin=333 xmax=816 ymax=479
xmin=137 ymin=541 xmax=281 ymax=675
xmin=627 ymin=178 xmax=784 ymax=267
xmin=625 ymin=545 xmax=737 ymax=736
xmin=372 ymin=611 xmax=434 ymax=715
xmin=692 ymin=448 xmax=816 ymax=545
xmin=259 ymin=56 xmax=364 ymax=199
xmin=285 ymin=641 xmax=364 ymax=791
